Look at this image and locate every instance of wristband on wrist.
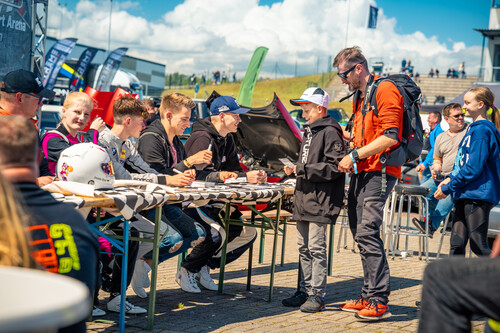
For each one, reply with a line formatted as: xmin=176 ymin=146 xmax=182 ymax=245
xmin=349 ymin=153 xmax=358 ymax=174
xmin=184 ymin=159 xmax=192 ymax=168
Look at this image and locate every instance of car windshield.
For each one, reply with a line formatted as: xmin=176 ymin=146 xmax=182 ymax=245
xmin=39 ymin=111 xmax=62 ymax=135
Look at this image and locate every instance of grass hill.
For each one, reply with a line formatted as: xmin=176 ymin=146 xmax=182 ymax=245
xmin=162 ymin=73 xmax=353 ymax=113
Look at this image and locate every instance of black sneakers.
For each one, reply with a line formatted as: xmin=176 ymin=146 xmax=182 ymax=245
xmin=282 ymin=291 xmax=308 ymax=307
xmin=300 ymin=295 xmax=326 ymax=313
xmin=412 ymin=218 xmax=436 ymax=238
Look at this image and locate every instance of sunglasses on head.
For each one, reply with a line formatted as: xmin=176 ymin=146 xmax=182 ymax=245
xmin=337 ymin=63 xmax=359 ymax=79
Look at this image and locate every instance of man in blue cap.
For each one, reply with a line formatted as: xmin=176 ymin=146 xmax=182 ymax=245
xmin=185 ymin=95 xmax=266 ymax=183
xmin=181 ymin=95 xmax=266 ymax=289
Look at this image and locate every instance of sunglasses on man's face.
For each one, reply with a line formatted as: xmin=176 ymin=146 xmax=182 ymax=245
xmin=25 ymin=92 xmax=45 ymax=104
xmin=450 ymin=113 xmax=465 ymax=119
xmin=337 ymin=63 xmax=359 ymax=79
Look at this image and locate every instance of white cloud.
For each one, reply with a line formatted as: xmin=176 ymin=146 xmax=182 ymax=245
xmin=47 ymin=0 xmax=482 ymax=78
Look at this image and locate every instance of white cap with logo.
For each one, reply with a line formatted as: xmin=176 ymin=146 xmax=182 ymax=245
xmin=290 ymin=87 xmax=331 ymax=108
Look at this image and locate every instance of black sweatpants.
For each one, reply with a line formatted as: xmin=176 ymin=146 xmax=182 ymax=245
xmin=450 ymin=199 xmax=493 ymax=257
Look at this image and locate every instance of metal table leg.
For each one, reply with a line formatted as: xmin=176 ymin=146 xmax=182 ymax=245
xmin=146 ymin=206 xmax=162 ymax=330
xmin=217 ymin=203 xmax=231 ymax=294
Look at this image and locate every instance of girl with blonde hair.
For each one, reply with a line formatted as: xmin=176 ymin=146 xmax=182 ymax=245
xmin=41 ymin=92 xmax=106 ymax=174
xmin=435 ymin=86 xmax=500 ymax=256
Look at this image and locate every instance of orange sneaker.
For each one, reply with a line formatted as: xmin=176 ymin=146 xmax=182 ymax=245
xmin=355 ymin=299 xmax=391 ymax=321
xmin=339 ymin=296 xmax=369 ymax=313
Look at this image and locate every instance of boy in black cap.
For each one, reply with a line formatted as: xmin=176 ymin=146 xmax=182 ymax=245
xmin=281 ymin=87 xmax=345 ymax=313
xmin=0 ymin=69 xmax=56 ymax=186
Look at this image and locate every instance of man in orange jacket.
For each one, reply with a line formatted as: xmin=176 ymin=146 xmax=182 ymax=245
xmin=333 ymin=46 xmax=403 ymax=321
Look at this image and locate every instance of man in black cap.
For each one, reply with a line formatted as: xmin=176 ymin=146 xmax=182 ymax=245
xmin=0 ymin=69 xmax=56 ymax=186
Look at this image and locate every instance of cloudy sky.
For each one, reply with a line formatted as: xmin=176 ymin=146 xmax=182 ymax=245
xmin=47 ymin=0 xmax=491 ymax=78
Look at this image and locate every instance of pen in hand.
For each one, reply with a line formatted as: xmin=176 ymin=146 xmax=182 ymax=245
xmin=207 ymin=140 xmax=213 ymax=151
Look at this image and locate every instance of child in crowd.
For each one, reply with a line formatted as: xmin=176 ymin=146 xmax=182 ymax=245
xmin=435 ymin=86 xmax=500 ymax=257
xmin=282 ymin=88 xmax=345 ymax=313
xmin=41 ymin=92 xmax=105 ymax=174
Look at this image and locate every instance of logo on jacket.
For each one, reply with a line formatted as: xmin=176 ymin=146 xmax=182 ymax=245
xmin=334 ymin=142 xmax=343 ymax=152
xmin=301 ymin=128 xmax=312 ymax=163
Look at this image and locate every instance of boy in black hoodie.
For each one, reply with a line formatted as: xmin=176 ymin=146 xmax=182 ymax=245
xmin=282 ymin=88 xmax=345 ymax=313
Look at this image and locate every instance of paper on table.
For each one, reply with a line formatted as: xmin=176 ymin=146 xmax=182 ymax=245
xmin=189 ymin=181 xmax=216 ymax=188
xmin=224 ymin=177 xmax=247 ymax=184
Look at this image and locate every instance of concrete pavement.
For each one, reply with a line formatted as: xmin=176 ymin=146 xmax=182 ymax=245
xmin=88 ymin=220 xmax=485 ymax=332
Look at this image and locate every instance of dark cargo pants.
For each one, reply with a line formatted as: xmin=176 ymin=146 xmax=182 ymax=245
xmin=347 ymin=171 xmax=396 ymax=304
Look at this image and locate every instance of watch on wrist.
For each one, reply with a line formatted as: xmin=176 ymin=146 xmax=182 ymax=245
xmin=351 ymin=149 xmax=360 ymax=162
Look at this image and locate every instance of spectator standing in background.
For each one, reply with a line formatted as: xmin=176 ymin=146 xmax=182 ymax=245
xmin=417 ymin=111 xmax=444 ymax=183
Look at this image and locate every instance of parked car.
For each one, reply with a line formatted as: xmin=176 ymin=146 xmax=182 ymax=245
xmin=289 ymin=107 xmax=349 ymax=128
xmin=38 ymin=105 xmax=63 ymax=136
xmin=488 ymin=206 xmax=500 ymax=247
xmin=180 ymin=98 xmax=210 ymax=138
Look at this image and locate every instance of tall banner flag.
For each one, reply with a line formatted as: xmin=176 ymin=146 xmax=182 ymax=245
xmin=43 ymin=38 xmax=78 ymax=90
xmin=95 ymin=47 xmax=128 ymax=92
xmin=68 ymin=47 xmax=98 ymax=91
xmin=237 ymin=46 xmax=268 ymax=106
xmin=367 ymin=5 xmax=378 ymax=29
xmin=0 ymin=0 xmax=33 ymax=78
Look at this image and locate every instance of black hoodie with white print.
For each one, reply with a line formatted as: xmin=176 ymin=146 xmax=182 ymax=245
xmin=293 ymin=116 xmax=346 ymax=224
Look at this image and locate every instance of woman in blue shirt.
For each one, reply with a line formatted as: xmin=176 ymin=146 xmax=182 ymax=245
xmin=435 ymin=86 xmax=500 ymax=256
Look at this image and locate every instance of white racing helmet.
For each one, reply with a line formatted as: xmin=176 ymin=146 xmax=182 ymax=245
xmin=57 ymin=143 xmax=115 ymax=190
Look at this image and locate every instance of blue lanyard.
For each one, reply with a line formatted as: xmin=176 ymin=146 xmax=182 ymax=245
xmin=349 ymin=152 xmax=358 ymax=174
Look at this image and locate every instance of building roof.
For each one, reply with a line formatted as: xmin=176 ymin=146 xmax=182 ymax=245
xmin=474 ymin=28 xmax=500 ymax=38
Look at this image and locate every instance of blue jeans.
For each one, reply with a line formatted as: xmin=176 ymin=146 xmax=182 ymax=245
xmin=420 ymin=167 xmax=432 ymax=184
xmin=142 ymin=205 xmax=205 ymax=263
xmin=421 ymin=177 xmax=454 ymax=230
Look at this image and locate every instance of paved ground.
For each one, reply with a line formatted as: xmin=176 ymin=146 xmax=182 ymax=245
xmin=87 ymin=218 xmax=485 ymax=332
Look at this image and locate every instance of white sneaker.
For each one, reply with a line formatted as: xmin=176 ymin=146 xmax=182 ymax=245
xmin=131 ymin=260 xmax=151 ymax=299
xmin=176 ymin=267 xmax=201 ymax=293
xmin=92 ymin=306 xmax=106 ymax=317
xmin=107 ymin=294 xmax=147 ymax=314
xmin=196 ymin=265 xmax=218 ymax=291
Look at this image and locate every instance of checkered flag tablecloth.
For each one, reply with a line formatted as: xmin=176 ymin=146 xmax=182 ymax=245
xmin=165 ymin=182 xmax=287 ymax=205
xmin=95 ymin=184 xmax=170 ymax=220
xmin=47 ymin=181 xmax=291 ymax=218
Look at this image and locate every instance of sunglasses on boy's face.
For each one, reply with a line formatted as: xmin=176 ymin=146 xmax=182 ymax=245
xmin=337 ymin=63 xmax=359 ymax=79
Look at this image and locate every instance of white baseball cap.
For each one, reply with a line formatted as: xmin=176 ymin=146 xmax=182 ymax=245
xmin=290 ymin=87 xmax=331 ymax=108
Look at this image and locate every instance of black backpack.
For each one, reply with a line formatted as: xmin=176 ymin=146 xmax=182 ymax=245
xmin=362 ymin=74 xmax=423 ymax=167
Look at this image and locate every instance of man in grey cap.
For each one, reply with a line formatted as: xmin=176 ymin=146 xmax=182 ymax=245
xmin=0 ymin=69 xmax=56 ymax=185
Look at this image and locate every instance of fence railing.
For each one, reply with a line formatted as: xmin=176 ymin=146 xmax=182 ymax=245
xmin=477 ymin=66 xmax=500 ymax=82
